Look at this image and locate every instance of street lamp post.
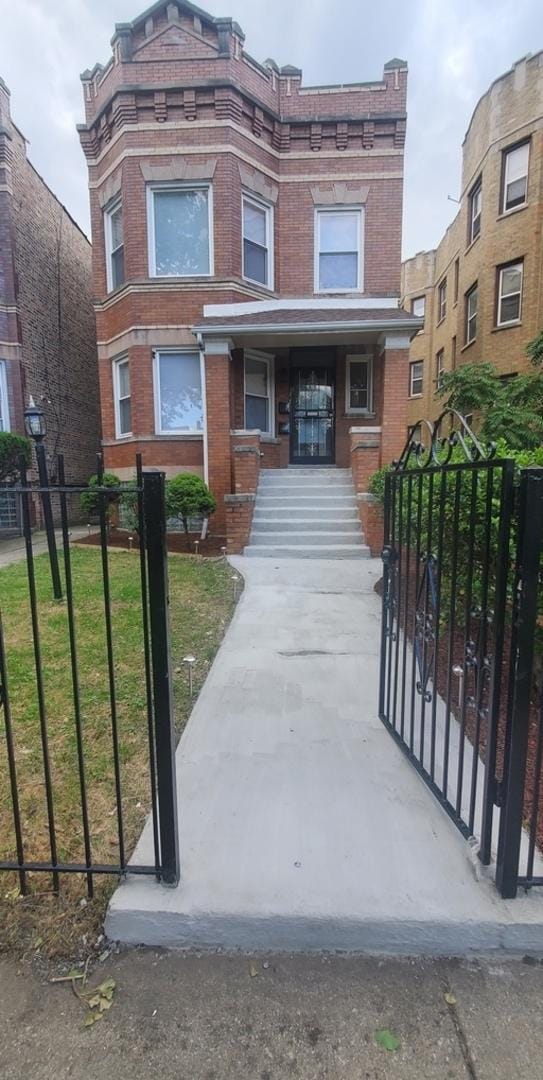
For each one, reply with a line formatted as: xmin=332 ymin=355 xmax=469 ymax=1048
xmin=24 ymin=398 xmax=62 ymax=601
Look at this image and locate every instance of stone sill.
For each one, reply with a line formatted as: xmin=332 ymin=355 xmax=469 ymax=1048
xmin=102 ymin=433 xmax=203 ymax=446
xmin=224 ymin=493 xmax=256 ymax=504
xmin=491 ymin=320 xmax=522 ymax=333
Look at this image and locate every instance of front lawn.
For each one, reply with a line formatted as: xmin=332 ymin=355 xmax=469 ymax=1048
xmin=0 ymin=547 xmax=236 ymax=955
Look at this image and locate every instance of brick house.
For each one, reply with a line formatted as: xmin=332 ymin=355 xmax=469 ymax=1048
xmin=0 ymin=77 xmax=100 ymax=533
xmin=402 ymin=51 xmax=543 ymax=429
xmin=78 ymin=0 xmax=420 ymax=552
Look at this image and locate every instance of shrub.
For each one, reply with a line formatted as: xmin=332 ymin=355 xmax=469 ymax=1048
xmin=165 ymin=473 xmax=216 ymax=535
xmin=0 ymin=431 xmax=31 ymax=484
xmin=80 ymin=472 xmax=121 ymax=521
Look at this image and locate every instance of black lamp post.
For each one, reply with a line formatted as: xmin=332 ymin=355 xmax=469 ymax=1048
xmin=24 ymin=398 xmax=62 ymax=601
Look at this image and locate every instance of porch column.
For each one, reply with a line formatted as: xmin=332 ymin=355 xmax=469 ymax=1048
xmin=204 ymin=338 xmax=234 ymax=534
xmin=379 ymin=333 xmax=411 ymax=467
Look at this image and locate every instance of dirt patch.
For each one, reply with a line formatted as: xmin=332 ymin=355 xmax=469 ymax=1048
xmin=76 ymin=528 xmax=228 ymax=557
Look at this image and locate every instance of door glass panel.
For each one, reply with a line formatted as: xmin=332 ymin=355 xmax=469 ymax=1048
xmin=291 ymin=366 xmax=334 ymax=462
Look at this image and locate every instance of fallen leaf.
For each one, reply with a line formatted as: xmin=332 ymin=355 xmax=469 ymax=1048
xmin=249 ymin=961 xmax=259 ymax=978
xmin=375 ymin=1029 xmax=401 ymax=1052
xmin=444 ymin=991 xmax=457 ymax=1005
xmin=84 ymin=1012 xmax=102 ymax=1028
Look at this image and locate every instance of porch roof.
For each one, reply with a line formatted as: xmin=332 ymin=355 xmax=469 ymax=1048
xmin=194 ymin=305 xmax=422 ymax=337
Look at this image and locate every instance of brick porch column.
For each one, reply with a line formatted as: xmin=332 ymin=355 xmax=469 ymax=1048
xmin=204 ymin=339 xmax=234 ymax=534
xmin=380 ymin=334 xmax=411 ymax=467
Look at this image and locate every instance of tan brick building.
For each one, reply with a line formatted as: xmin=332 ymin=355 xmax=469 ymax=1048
xmin=403 ymin=51 xmax=543 ymax=430
xmin=79 ymin=0 xmax=420 ymax=546
xmin=0 ymin=77 xmax=99 ymax=531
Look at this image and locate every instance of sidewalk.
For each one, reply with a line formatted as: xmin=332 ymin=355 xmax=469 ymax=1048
xmin=2 ymin=950 xmax=543 ymax=1079
xmin=0 ymin=526 xmax=89 ymax=568
xmin=107 ymin=557 xmax=543 ymax=953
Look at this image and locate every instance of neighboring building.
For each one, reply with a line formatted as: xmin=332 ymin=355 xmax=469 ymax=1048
xmin=0 ymin=77 xmax=100 ymax=531
xmin=402 ymin=51 xmax=543 ymax=429
xmin=78 ymin=0 xmax=420 ymax=548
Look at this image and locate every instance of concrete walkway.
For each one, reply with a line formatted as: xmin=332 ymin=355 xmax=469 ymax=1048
xmin=0 ymin=527 xmax=89 ymax=568
xmin=107 ymin=557 xmax=543 ymax=953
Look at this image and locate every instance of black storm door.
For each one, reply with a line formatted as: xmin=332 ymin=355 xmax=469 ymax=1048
xmin=290 ymin=363 xmax=335 ymax=465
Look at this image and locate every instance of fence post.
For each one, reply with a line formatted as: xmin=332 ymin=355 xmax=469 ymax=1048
xmin=379 ymin=471 xmax=393 ymax=719
xmin=142 ymin=471 xmax=180 ymax=886
xmin=496 ymin=468 xmax=543 ymax=898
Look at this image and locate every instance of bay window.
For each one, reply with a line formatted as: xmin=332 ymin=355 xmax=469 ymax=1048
xmin=148 ymin=184 xmax=212 ymax=277
xmin=113 ymin=357 xmax=131 ymax=438
xmin=104 ymin=197 xmax=124 ymax=291
xmin=315 ymin=208 xmax=363 ymax=292
xmin=244 ymin=353 xmax=273 ymax=434
xmin=154 ymin=351 xmax=203 ymax=434
xmin=242 ymin=194 xmax=273 ymax=288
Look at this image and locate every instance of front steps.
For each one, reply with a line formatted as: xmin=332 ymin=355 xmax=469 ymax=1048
xmin=244 ymin=468 xmax=369 ymax=559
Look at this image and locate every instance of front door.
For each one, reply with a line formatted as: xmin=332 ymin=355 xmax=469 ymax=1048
xmin=290 ymin=360 xmax=335 ymax=465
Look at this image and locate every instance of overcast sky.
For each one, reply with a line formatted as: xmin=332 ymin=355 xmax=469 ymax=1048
xmin=0 ymin=0 xmax=540 ymax=258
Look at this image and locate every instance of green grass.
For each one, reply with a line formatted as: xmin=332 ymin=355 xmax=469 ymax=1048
xmin=0 ymin=547 xmax=235 ymax=910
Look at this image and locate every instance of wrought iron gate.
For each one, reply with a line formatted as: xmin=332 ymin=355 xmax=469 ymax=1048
xmin=379 ymin=412 xmax=514 ymax=868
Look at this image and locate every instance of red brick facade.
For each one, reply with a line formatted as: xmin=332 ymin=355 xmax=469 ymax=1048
xmin=79 ymin=1 xmax=416 ymax=538
xmin=0 ymin=78 xmax=99 ymax=528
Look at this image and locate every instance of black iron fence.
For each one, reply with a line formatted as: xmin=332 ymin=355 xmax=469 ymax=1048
xmin=379 ymin=412 xmax=543 ymax=899
xmin=0 ymin=453 xmax=179 ymax=896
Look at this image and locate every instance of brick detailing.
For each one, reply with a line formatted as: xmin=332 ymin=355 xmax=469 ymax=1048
xmin=231 ymin=432 xmax=261 ymax=493
xmin=225 ymin=493 xmax=255 ymax=553
xmin=204 ymin=351 xmax=232 ymax=531
xmin=350 ymin=429 xmax=381 ymax=493
xmin=358 ymin=494 xmax=384 ymax=557
xmin=380 ymin=347 xmax=410 ymax=466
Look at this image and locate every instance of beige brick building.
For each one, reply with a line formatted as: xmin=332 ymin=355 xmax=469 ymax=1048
xmin=402 ymin=51 xmax=543 ymax=430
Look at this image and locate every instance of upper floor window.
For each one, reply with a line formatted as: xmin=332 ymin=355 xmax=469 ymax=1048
xmin=244 ymin=352 xmax=273 ymax=435
xmin=465 ymin=283 xmax=478 ymax=345
xmin=104 ymin=198 xmax=125 ymax=292
xmin=437 ymin=278 xmax=447 ymax=323
xmin=113 ymin=357 xmax=131 ymax=438
xmin=411 ymin=296 xmax=425 ymax=323
xmin=452 ymin=335 xmax=457 ymax=370
xmin=435 ymin=348 xmax=445 ymax=389
xmin=346 ymin=355 xmax=373 ymax=413
xmin=496 ymin=260 xmax=523 ymax=326
xmin=501 ymin=142 xmax=530 ymax=213
xmin=0 ymin=360 xmax=9 ymax=432
xmin=153 ymin=350 xmax=203 ymax=434
xmin=242 ymin=195 xmax=273 ymax=289
xmin=454 ymin=258 xmax=460 ymax=304
xmin=148 ymin=184 xmax=212 ymax=277
xmin=410 ymin=360 xmax=423 ymax=398
xmin=468 ymin=178 xmax=482 ymax=243
xmin=315 ymin=208 xmax=363 ymax=292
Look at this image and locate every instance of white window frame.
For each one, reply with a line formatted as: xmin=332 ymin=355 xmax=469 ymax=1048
xmin=410 ymin=360 xmax=423 ymax=398
xmin=437 ymin=278 xmax=447 ymax=323
xmin=497 ymin=261 xmax=523 ymax=327
xmin=153 ymin=349 xmax=205 ymax=436
xmin=104 ymin=196 xmax=124 ymax=293
xmin=502 ymin=141 xmax=530 ymax=214
xmin=242 ymin=192 xmax=274 ymax=290
xmin=435 ymin=349 xmax=445 ymax=389
xmin=147 ymin=182 xmax=214 ymax=278
xmin=243 ymin=350 xmax=275 ymax=436
xmin=314 ymin=206 xmax=364 ymax=294
xmin=469 ymin=179 xmax=482 ymax=243
xmin=465 ymin=284 xmax=478 ymax=345
xmin=345 ymin=354 xmax=373 ymax=414
xmin=112 ymin=356 xmax=132 ymax=439
xmin=0 ymin=360 xmax=10 ymax=432
xmin=411 ymin=295 xmax=425 ymax=320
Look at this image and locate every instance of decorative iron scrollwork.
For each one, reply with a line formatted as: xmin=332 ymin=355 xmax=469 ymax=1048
xmin=393 ymin=409 xmax=495 ymax=473
xmin=414 ymin=554 xmax=438 ymax=702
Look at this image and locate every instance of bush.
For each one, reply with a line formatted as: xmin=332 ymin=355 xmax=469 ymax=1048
xmin=165 ymin=473 xmax=216 ymax=535
xmin=0 ymin=431 xmax=31 ymax=483
xmin=80 ymin=472 xmax=121 ymax=521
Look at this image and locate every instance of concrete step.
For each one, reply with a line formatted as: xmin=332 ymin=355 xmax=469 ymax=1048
xmin=252 ymin=519 xmax=362 ymax=534
xmin=243 ymin=543 xmax=370 ymax=559
xmin=257 ymin=493 xmax=356 ymax=502
xmin=254 ymin=508 xmax=359 ymax=521
xmin=250 ymin=531 xmax=364 ymax=546
xmin=258 ymin=485 xmax=355 ymax=497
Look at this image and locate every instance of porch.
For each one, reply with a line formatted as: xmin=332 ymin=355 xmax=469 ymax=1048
xmin=195 ymin=301 xmax=421 ymax=552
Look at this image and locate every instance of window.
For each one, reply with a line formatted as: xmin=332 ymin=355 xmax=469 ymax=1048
xmin=242 ymin=195 xmax=273 ymax=288
xmin=244 ymin=353 xmax=273 ymax=434
xmin=315 ymin=208 xmax=363 ymax=292
xmin=452 ymin=335 xmax=457 ymax=370
xmin=454 ymin=258 xmax=459 ymax=304
xmin=468 ymin=178 xmax=482 ymax=243
xmin=148 ymin=184 xmax=212 ymax=277
xmin=502 ymin=141 xmax=529 ymax=213
xmin=497 ymin=261 xmax=523 ymax=326
xmin=104 ymin=198 xmax=124 ymax=291
xmin=113 ymin=358 xmax=131 ymax=438
xmin=411 ymin=296 xmax=425 ymax=325
xmin=346 ymin=356 xmax=372 ymax=413
xmin=0 ymin=361 xmax=9 ymax=432
xmin=154 ymin=351 xmax=203 ymax=434
xmin=437 ymin=278 xmax=447 ymax=323
xmin=465 ymin=283 xmax=478 ymax=345
xmin=435 ymin=349 xmax=445 ymax=389
xmin=410 ymin=360 xmax=423 ymax=397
